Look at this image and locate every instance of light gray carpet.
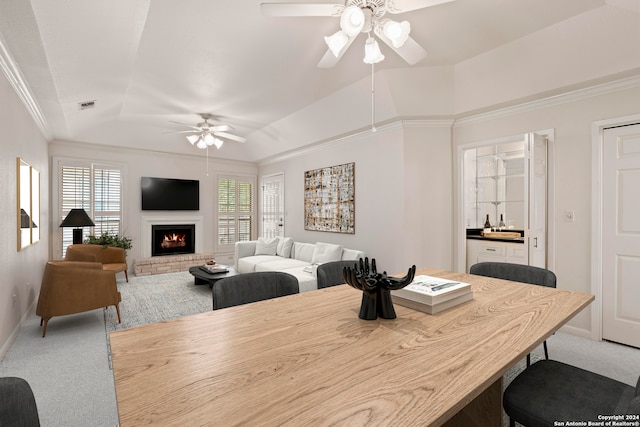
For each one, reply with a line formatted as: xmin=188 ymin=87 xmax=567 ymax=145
xmin=104 ymin=271 xmax=212 ymax=332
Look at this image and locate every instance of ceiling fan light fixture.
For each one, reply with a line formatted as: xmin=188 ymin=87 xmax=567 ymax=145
xmin=213 ymin=138 xmax=224 ymax=149
xmin=196 ymin=138 xmax=207 ymax=149
xmin=382 ymin=19 xmax=411 ymax=48
xmin=325 ymin=30 xmax=349 ymax=57
xmin=363 ymin=36 xmax=384 ymax=64
xmin=186 ymin=134 xmax=200 ymax=145
xmin=203 ymin=132 xmax=215 ymax=145
xmin=340 ymin=6 xmax=365 ymax=36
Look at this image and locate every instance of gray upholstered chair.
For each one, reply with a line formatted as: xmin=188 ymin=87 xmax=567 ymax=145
xmin=212 ymin=271 xmax=299 ymax=310
xmin=0 ymin=377 xmax=41 ymax=426
xmin=317 ymin=260 xmax=361 ymax=289
xmin=469 ymin=262 xmax=556 ymax=364
xmin=504 ymin=360 xmax=640 ymax=427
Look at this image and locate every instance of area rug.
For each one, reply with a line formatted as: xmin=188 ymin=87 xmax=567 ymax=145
xmin=104 ymin=271 xmax=212 ymax=332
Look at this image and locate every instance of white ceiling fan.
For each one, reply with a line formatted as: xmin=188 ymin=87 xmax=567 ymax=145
xmin=261 ymin=0 xmax=455 ymax=68
xmin=166 ymin=113 xmax=247 ymax=150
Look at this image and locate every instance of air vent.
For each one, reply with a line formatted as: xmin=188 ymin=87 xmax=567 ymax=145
xmin=78 ymin=100 xmax=96 ymax=110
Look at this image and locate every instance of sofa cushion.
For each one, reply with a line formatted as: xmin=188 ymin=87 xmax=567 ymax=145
xmin=255 ymin=237 xmax=279 ymax=255
xmin=254 ymin=259 xmax=309 ymax=272
xmin=276 ymin=237 xmax=293 ymax=258
xmin=311 ymin=242 xmax=343 ymax=264
xmin=341 ymin=248 xmax=365 ymax=261
xmin=292 ymin=242 xmax=316 ymax=263
xmin=280 ymin=266 xmax=318 ymax=293
xmin=237 ymin=255 xmax=283 ymax=274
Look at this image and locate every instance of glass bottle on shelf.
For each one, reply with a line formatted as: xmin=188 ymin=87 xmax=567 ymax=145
xmin=483 ymin=214 xmax=491 ymax=234
xmin=498 ymin=214 xmax=506 ymax=230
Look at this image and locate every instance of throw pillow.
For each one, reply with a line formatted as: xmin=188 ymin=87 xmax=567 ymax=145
xmin=311 ymin=242 xmax=343 ymax=265
xmin=255 ymin=237 xmax=278 ymax=255
xmin=276 ymin=237 xmax=293 ymax=258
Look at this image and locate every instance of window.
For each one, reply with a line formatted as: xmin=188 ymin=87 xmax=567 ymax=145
xmin=58 ymin=160 xmax=124 ymax=255
xmin=217 ymin=175 xmax=255 ymax=252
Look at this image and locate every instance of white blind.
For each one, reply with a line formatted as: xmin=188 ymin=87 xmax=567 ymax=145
xmin=59 ymin=162 xmax=123 ymax=255
xmin=218 ymin=176 xmax=255 ymax=251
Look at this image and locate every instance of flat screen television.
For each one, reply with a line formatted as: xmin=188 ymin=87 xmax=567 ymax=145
xmin=141 ymin=177 xmax=199 ymax=211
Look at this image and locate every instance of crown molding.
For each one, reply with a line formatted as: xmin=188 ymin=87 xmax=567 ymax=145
xmin=454 ymin=73 xmax=640 ymax=127
xmin=0 ymin=35 xmax=51 ymax=140
xmin=259 ymin=118 xmax=455 ymax=165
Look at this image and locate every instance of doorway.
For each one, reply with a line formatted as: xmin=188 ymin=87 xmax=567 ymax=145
xmin=458 ymin=131 xmax=551 ymax=271
xmin=600 ymin=123 xmax=640 ymax=348
xmin=261 ymin=172 xmax=285 ymax=238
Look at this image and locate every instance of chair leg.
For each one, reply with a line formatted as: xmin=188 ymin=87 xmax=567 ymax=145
xmin=526 ymin=353 xmax=531 ymax=367
xmin=41 ymin=318 xmax=50 ymax=337
xmin=510 ymin=417 xmax=516 ymax=427
xmin=543 ymin=340 xmax=549 ymax=359
xmin=115 ymin=304 xmax=121 ymax=324
xmin=125 ymin=270 xmax=129 ymax=282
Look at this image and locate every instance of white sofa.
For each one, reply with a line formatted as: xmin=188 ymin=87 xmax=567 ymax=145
xmin=234 ymin=237 xmax=365 ymax=292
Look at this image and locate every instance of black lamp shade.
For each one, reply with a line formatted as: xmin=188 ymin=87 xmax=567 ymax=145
xmin=60 ymin=209 xmax=95 ymax=244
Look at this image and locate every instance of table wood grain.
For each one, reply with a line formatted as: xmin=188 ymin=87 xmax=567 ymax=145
xmin=110 ymin=268 xmax=594 ymax=426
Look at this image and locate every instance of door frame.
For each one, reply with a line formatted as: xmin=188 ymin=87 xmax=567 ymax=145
xmin=590 ymin=113 xmax=640 ymax=341
xmin=260 ymin=171 xmax=285 ymax=237
xmin=455 ymin=129 xmax=555 ymax=274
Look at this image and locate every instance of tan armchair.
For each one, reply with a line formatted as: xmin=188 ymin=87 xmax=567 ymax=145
xmin=65 ymin=244 xmax=129 ymax=282
xmin=36 ymin=261 xmax=121 ymax=337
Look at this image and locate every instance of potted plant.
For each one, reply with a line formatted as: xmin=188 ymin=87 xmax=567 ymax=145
xmin=85 ymin=231 xmax=133 ymax=254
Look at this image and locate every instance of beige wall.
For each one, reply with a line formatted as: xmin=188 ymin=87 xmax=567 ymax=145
xmin=0 ymin=70 xmax=49 ymax=359
xmin=258 ymin=120 xmax=454 ymax=275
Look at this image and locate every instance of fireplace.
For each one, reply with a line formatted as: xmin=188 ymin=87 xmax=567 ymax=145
xmin=151 ymin=224 xmax=195 ymax=257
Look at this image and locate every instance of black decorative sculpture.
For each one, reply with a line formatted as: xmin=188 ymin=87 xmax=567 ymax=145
xmin=343 ymin=257 xmax=416 ymax=320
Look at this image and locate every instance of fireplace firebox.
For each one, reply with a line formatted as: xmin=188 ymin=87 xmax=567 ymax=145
xmin=151 ymin=224 xmax=195 ymax=257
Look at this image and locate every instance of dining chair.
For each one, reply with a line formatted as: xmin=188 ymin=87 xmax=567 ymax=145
xmin=0 ymin=377 xmax=41 ymax=426
xmin=504 ymin=359 xmax=640 ymax=427
xmin=469 ymin=262 xmax=556 ymax=365
xmin=212 ymin=271 xmax=299 ymax=310
xmin=317 ymin=260 xmax=361 ymax=289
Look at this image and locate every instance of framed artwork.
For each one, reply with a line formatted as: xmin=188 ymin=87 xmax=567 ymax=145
xmin=17 ymin=157 xmax=40 ymax=251
xmin=304 ymin=162 xmax=355 ymax=234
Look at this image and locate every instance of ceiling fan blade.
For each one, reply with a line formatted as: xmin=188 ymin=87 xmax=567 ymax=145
xmin=387 ymin=0 xmax=455 ymax=13
xmin=261 ymin=3 xmax=343 ymax=17
xmin=163 ymin=129 xmax=200 ymax=135
xmin=376 ymin=32 xmax=427 ymax=65
xmin=317 ymin=34 xmax=358 ymax=68
xmin=209 ymin=124 xmax=232 ymax=132
xmin=214 ymin=132 xmax=247 ymax=143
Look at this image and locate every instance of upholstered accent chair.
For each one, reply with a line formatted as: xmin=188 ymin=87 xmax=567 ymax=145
xmin=65 ymin=243 xmax=129 ymax=282
xmin=0 ymin=377 xmax=40 ymax=426
xmin=36 ymin=261 xmax=121 ymax=337
xmin=470 ymin=262 xmax=556 ymax=364
xmin=212 ymin=271 xmax=299 ymax=310
xmin=317 ymin=260 xmax=361 ymax=289
xmin=504 ymin=360 xmax=640 ymax=426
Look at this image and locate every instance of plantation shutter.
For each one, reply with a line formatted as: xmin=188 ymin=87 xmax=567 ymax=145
xmin=59 ymin=161 xmax=123 ymax=256
xmin=217 ymin=175 xmax=255 ymax=252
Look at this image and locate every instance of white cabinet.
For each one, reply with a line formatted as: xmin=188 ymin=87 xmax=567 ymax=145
xmin=466 ymin=239 xmax=528 ymax=272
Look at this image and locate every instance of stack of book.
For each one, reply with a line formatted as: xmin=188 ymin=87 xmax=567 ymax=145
xmin=391 ymin=275 xmax=473 ymax=314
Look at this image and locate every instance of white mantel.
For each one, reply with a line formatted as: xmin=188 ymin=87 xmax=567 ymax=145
xmin=141 ymin=215 xmax=204 ymax=258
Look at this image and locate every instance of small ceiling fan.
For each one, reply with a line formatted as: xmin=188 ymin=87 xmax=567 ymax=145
xmin=166 ymin=113 xmax=246 ymax=150
xmin=261 ymin=0 xmax=455 ymax=68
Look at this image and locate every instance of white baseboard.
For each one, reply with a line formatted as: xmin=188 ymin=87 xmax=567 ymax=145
xmin=558 ymin=324 xmax=594 ymax=340
xmin=0 ymin=300 xmax=38 ymax=362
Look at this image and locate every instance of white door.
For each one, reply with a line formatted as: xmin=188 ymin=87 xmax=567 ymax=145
xmin=527 ymin=133 xmax=547 ymax=268
xmin=262 ymin=173 xmax=285 ymax=238
xmin=602 ymin=123 xmax=640 ymax=348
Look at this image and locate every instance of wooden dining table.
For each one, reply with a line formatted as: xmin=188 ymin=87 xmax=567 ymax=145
xmin=110 ymin=267 xmax=594 ymax=426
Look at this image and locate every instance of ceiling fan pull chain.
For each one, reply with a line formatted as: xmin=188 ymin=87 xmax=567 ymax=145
xmin=206 ymin=146 xmax=210 ymax=176
xmin=371 ymin=61 xmax=376 ymax=132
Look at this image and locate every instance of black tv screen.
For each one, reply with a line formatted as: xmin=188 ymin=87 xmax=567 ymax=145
xmin=141 ymin=177 xmax=199 ymax=211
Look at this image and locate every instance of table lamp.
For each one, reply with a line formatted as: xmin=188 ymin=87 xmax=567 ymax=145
xmin=59 ymin=208 xmax=95 ymax=244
